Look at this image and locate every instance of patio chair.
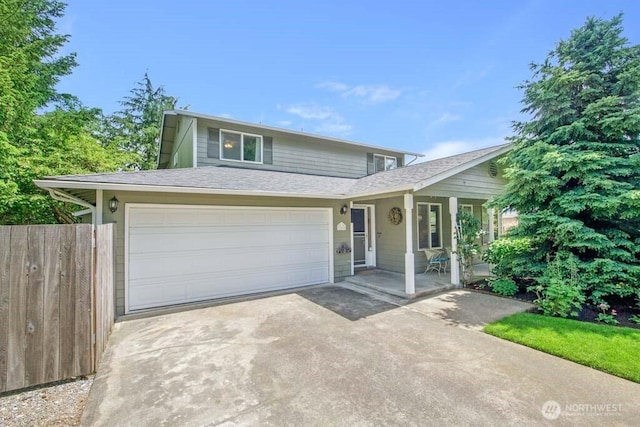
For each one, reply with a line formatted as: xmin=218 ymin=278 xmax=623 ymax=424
xmin=423 ymin=249 xmax=449 ymax=275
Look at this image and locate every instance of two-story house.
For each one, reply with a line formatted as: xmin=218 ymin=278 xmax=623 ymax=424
xmin=36 ymin=109 xmax=511 ymax=316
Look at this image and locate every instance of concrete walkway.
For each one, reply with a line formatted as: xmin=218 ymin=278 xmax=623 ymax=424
xmin=81 ymin=288 xmax=639 ymax=426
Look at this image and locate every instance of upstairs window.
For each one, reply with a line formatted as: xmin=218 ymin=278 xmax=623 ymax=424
xmin=374 ymin=154 xmax=397 ymax=172
xmin=220 ymin=129 xmax=263 ymax=163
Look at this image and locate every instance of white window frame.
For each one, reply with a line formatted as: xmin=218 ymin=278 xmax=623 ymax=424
xmin=417 ymin=202 xmax=443 ymax=250
xmin=460 ymin=204 xmax=473 ymax=215
xmin=373 ymin=154 xmax=397 ymax=172
xmin=219 ymin=129 xmax=264 ymax=164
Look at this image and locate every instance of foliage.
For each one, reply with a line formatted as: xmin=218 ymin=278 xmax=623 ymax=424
xmin=528 ymin=252 xmax=585 ymax=317
xmin=482 ymin=237 xmax=535 ymax=278
xmin=485 ymin=313 xmax=640 ymax=383
xmin=454 ymin=211 xmax=483 ymax=284
xmin=489 ymin=278 xmax=518 ymax=296
xmin=0 ymin=1 xmax=134 ymax=224
xmin=1 ymin=107 xmax=133 ymax=224
xmin=629 ymin=315 xmax=640 ymax=325
xmin=100 ymin=73 xmax=178 ymax=170
xmin=0 ymin=0 xmax=77 ymax=135
xmin=492 ymin=15 xmax=640 ymax=306
xmin=595 ymin=302 xmax=619 ymax=325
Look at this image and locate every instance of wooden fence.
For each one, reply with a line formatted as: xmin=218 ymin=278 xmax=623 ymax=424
xmin=0 ymin=223 xmax=115 ymax=393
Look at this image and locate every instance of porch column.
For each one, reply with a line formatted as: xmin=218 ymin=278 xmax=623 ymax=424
xmin=487 ymin=207 xmax=495 ymax=242
xmin=404 ymin=193 xmax=415 ymax=294
xmin=449 ymin=197 xmax=460 ymax=286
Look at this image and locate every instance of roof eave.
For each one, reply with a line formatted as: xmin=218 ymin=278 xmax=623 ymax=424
xmin=34 ymin=180 xmax=345 ymax=200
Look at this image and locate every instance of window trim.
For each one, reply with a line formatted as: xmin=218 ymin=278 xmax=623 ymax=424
xmin=417 ymin=202 xmax=443 ymax=250
xmin=373 ymin=154 xmax=397 ymax=172
xmin=460 ymin=204 xmax=473 ymax=215
xmin=219 ymin=129 xmax=264 ymax=164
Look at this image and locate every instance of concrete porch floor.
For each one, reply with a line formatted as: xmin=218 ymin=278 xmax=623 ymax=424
xmin=343 ymin=263 xmax=492 ymax=299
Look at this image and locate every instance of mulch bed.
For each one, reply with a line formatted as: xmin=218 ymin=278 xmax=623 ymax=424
xmin=465 ymin=279 xmax=640 ymax=330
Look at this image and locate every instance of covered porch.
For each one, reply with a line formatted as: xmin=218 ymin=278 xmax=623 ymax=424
xmin=344 ymin=264 xmax=492 ymax=299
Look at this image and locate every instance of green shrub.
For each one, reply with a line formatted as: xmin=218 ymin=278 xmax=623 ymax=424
xmin=483 ymin=237 xmax=536 ymax=279
xmin=483 ymin=237 xmax=532 ymax=265
xmin=528 ymin=252 xmax=586 ymax=318
xmin=490 ymin=278 xmax=518 ymax=296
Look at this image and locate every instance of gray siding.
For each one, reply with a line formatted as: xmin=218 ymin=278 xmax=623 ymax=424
xmin=418 ymin=160 xmax=507 ymax=199
xmin=99 ymin=191 xmax=349 ymax=316
xmin=169 ymin=116 xmax=195 ymax=168
xmin=195 ymin=119 xmax=402 ymax=178
xmin=371 ymin=196 xmax=406 ymax=273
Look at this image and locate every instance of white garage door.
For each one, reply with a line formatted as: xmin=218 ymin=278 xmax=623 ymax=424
xmin=126 ymin=205 xmax=331 ymax=312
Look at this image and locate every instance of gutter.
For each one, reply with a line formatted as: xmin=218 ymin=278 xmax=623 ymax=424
xmin=46 ymin=188 xmax=97 ymax=229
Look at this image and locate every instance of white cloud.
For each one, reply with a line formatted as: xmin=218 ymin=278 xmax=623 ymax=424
xmin=317 ymin=81 xmax=402 ymax=104
xmin=282 ymin=103 xmax=352 ymax=137
xmin=418 ymin=137 xmax=506 ymax=162
xmin=217 ymin=112 xmax=233 ymax=119
xmin=276 ymin=120 xmax=293 ymax=127
xmin=285 ymin=104 xmax=334 ymax=120
xmin=431 ymin=112 xmax=461 ymax=125
xmin=315 ymin=120 xmax=352 ymax=135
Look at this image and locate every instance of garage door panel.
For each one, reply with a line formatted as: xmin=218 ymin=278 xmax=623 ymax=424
xmin=129 ymin=226 xmax=328 ymax=254
xmin=127 ymin=205 xmax=331 ymax=311
xmin=129 ymin=245 xmax=328 ymax=282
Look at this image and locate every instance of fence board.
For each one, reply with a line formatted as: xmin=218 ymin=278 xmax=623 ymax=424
xmin=74 ymin=226 xmax=92 ymax=375
xmin=7 ymin=227 xmax=28 ymax=391
xmin=58 ymin=226 xmax=76 ymax=379
xmin=25 ymin=226 xmax=45 ymax=387
xmin=0 ymin=223 xmax=115 ymax=393
xmin=95 ymin=224 xmax=115 ymax=367
xmin=0 ymin=227 xmax=11 ymax=392
xmin=43 ymin=226 xmax=61 ymax=384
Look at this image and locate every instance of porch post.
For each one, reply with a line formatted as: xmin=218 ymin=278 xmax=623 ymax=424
xmin=404 ymin=193 xmax=415 ymax=294
xmin=487 ymin=207 xmax=495 ymax=242
xmin=449 ymin=197 xmax=460 ymax=286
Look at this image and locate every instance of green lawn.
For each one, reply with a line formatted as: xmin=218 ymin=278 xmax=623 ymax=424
xmin=484 ymin=313 xmax=640 ymax=383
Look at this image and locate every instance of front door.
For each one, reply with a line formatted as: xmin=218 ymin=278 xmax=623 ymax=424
xmin=351 ymin=205 xmax=376 ymax=268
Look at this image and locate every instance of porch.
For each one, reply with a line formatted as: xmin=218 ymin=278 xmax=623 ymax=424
xmin=343 ymin=263 xmax=492 ymax=299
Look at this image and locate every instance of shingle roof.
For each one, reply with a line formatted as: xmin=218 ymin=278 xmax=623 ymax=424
xmin=39 ymin=144 xmax=510 ymax=198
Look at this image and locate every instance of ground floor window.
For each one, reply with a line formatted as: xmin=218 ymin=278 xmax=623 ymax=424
xmin=417 ymin=203 xmax=442 ymax=249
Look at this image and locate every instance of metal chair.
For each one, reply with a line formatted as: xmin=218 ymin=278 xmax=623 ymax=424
xmin=423 ymin=249 xmax=449 ymax=275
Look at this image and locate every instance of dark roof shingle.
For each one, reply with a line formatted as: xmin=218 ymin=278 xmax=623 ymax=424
xmin=43 ymin=144 xmax=510 ymax=198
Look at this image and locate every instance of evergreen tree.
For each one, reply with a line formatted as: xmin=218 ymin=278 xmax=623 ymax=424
xmin=0 ymin=1 xmax=132 ymax=224
xmin=100 ymin=73 xmax=178 ymax=170
xmin=494 ymin=15 xmax=640 ymax=305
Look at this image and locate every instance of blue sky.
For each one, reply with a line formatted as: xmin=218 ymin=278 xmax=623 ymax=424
xmin=57 ymin=0 xmax=640 ymax=160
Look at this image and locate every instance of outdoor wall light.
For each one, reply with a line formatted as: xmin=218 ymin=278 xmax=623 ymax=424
xmin=109 ymin=196 xmax=119 ymax=213
xmin=340 ymin=204 xmax=349 ymax=215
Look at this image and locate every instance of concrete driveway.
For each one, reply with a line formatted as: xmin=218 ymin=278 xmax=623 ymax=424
xmin=81 ymin=288 xmax=639 ymax=426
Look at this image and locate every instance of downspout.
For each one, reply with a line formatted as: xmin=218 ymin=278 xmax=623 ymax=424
xmin=47 ymin=188 xmax=97 ymax=230
xmin=405 ymin=154 xmax=420 ymax=166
